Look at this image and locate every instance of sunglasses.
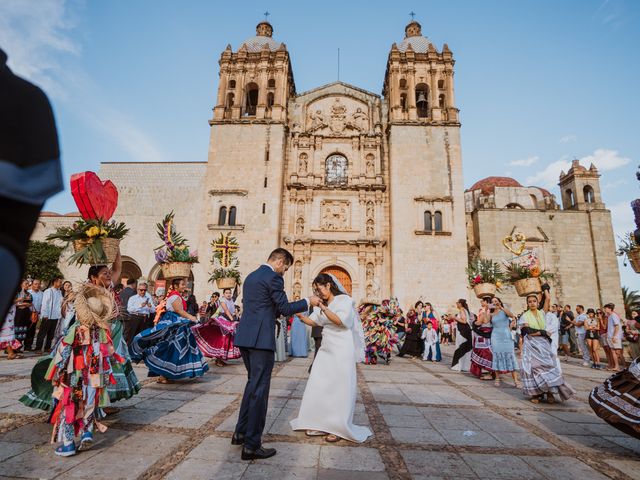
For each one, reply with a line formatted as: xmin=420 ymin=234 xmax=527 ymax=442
xmin=138 ymin=289 xmax=147 ymax=292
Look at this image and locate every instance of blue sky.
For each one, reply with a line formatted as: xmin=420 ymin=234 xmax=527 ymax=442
xmin=2 ymin=0 xmax=639 ymax=288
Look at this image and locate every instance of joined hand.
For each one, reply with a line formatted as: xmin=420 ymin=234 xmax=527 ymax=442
xmin=309 ymin=295 xmax=322 ymax=307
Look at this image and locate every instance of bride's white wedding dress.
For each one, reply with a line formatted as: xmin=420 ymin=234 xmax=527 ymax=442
xmin=290 ymin=294 xmax=372 ymax=443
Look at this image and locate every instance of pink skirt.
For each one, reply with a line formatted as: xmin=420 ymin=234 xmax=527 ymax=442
xmin=191 ymin=316 xmax=241 ymax=360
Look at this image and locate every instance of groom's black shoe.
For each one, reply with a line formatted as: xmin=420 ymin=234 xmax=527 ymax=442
xmin=231 ymin=432 xmax=245 ymax=445
xmin=241 ymin=447 xmax=277 ymax=460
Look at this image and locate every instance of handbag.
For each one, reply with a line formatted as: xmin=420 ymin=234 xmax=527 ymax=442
xmin=31 ymin=311 xmax=39 ymax=324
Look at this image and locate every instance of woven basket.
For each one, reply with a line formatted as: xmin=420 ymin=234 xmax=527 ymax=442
xmin=73 ymin=237 xmax=120 ymax=265
xmin=161 ymin=262 xmax=192 ymax=279
xmin=629 ymin=247 xmax=640 ymax=274
xmin=514 ymin=277 xmax=542 ymax=297
xmin=216 ymin=277 xmax=237 ymax=289
xmin=473 ymin=283 xmax=497 ymax=299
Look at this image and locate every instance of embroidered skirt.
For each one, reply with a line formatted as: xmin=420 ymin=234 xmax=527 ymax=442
xmin=589 ymin=358 xmax=640 ymax=439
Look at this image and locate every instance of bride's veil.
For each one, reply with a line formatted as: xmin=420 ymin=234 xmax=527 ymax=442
xmin=327 ymin=274 xmax=366 ymax=363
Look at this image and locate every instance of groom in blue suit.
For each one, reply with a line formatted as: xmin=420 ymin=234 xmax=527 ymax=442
xmin=233 ymin=248 xmax=319 ymax=460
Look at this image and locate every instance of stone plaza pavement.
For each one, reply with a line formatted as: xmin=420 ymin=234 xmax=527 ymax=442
xmin=0 ymin=346 xmax=639 ymax=480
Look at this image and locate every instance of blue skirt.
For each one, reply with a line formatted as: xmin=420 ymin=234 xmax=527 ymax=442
xmin=129 ymin=311 xmax=209 ymax=380
xmin=289 ymin=316 xmax=309 ymax=357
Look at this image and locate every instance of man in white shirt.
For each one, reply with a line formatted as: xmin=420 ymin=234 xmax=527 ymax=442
xmin=604 ymin=303 xmax=624 ymax=371
xmin=25 ymin=278 xmax=43 ymax=350
xmin=574 ymin=305 xmax=590 ymax=366
xmin=126 ymin=282 xmax=155 ymax=344
xmin=36 ymin=277 xmax=63 ymax=352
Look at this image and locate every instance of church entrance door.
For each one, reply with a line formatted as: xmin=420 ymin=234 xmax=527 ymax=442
xmin=320 ymin=266 xmax=352 ymax=295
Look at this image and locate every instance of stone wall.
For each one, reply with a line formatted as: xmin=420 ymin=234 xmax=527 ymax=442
xmin=467 ymin=208 xmax=623 ymax=313
xmin=388 ymin=125 xmax=468 ymax=312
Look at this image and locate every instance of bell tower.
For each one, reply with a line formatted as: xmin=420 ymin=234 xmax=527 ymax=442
xmin=383 ymin=19 xmax=467 ymax=309
xmin=198 ymin=22 xmax=296 ymax=293
xmin=212 ymin=21 xmax=294 ymax=122
xmin=558 ymin=160 xmax=604 ymax=210
xmin=383 ymin=20 xmax=459 ymax=124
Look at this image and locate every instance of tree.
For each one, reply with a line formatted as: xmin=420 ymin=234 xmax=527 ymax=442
xmin=24 ymin=241 xmax=64 ymax=284
xmin=622 ymin=286 xmax=640 ymax=318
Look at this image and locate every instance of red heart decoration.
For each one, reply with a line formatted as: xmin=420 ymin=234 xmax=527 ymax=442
xmin=70 ymin=172 xmax=118 ymax=221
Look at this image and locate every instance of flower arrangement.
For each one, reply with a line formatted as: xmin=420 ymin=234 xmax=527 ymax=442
xmin=209 ymin=232 xmax=241 ymax=287
xmin=466 ymin=258 xmax=506 ymax=288
xmin=503 ymin=251 xmax=553 ymax=282
xmin=616 ymin=231 xmax=640 ymax=273
xmin=154 ymin=212 xmax=198 ymax=264
xmin=46 ymin=218 xmax=128 ymax=266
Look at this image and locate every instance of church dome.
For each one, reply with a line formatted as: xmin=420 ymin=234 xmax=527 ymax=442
xmin=397 ymin=21 xmax=433 ymax=53
xmin=467 ymin=176 xmax=523 ymax=195
xmin=240 ymin=21 xmax=283 ymax=52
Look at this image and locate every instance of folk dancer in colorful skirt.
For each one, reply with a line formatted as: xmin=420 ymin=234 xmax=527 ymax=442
xmin=130 ymin=277 xmax=208 ymax=383
xmin=191 ymin=287 xmax=240 ymax=367
xmin=471 ymin=296 xmax=494 ymax=380
xmin=519 ymin=289 xmax=574 ymax=404
xmin=589 ymin=312 xmax=640 ymax=439
xmin=48 ymin=284 xmax=125 ymax=457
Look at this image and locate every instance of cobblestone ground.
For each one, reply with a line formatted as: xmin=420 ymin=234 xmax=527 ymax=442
xmin=0 ymin=346 xmax=639 ymax=480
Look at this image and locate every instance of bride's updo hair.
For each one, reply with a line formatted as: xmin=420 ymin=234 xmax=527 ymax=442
xmin=312 ymin=273 xmax=343 ymax=296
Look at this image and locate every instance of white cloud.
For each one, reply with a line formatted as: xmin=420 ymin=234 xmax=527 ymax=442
xmin=559 ymin=135 xmax=577 ymax=144
xmin=610 ymin=201 xmax=635 ymax=240
xmin=525 ymin=149 xmax=632 ymax=188
xmin=581 ymin=148 xmax=631 ymax=171
xmin=0 ymin=0 xmax=165 ymax=162
xmin=0 ymin=0 xmax=80 ymax=99
xmin=509 ymin=156 xmax=539 ymax=167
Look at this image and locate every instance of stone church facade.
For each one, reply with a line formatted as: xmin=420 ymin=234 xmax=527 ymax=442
xmin=31 ymin=21 xmax=623 ymax=312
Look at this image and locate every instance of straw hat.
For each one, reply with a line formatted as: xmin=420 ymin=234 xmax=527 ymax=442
xmin=74 ymin=284 xmax=116 ymax=329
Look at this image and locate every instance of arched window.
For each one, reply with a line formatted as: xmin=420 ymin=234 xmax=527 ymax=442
xmin=325 ymin=154 xmax=348 ymax=186
xmin=566 ymin=189 xmax=575 ymax=207
xmin=228 ymin=79 xmax=236 ymax=89
xmin=218 ymin=206 xmax=227 ymax=225
xmin=424 ymin=211 xmax=432 ymax=232
xmin=266 ymin=92 xmax=274 ymax=108
xmin=415 ymin=83 xmax=429 ymax=118
xmin=399 ymin=78 xmax=407 ymax=89
xmin=438 ymin=94 xmax=446 ymax=109
xmin=228 ymin=206 xmax=237 ymax=226
xmin=434 ymin=211 xmax=443 ymax=231
xmin=267 ymin=78 xmax=276 ymax=88
xmin=400 ymin=93 xmax=407 ymax=112
xmin=244 ymin=82 xmax=259 ymax=116
xmin=584 ymin=185 xmax=595 ymax=203
xmin=226 ymin=92 xmax=235 ymax=107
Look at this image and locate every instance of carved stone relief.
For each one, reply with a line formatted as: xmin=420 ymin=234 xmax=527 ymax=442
xmin=298 ymin=153 xmax=308 ymax=174
xmin=366 ymin=201 xmax=375 ymax=219
xmin=366 ymin=262 xmax=374 ymax=282
xmin=366 ymin=218 xmax=375 ymax=237
xmin=321 ymin=200 xmax=350 ymax=231
xmin=294 ymin=261 xmax=302 ymax=281
xmin=304 ymin=97 xmax=370 ymax=136
xmin=365 ymin=154 xmax=375 ymax=177
xmin=296 ymin=217 xmax=305 ymax=235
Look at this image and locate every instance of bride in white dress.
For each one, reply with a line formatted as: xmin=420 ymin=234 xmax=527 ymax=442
xmin=290 ymin=273 xmax=372 ymax=443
